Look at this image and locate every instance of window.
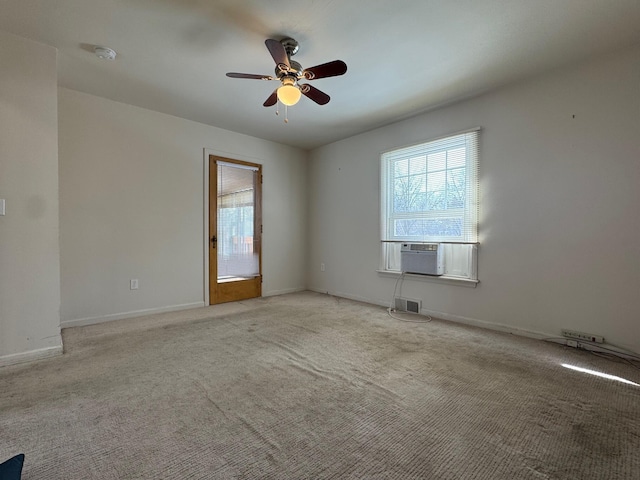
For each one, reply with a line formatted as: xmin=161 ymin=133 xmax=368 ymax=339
xmin=380 ymin=129 xmax=479 ymax=280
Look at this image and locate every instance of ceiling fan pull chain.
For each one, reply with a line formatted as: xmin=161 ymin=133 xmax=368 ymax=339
xmin=284 ymin=105 xmax=289 ymax=123
xmin=275 ymin=101 xmax=279 ymax=116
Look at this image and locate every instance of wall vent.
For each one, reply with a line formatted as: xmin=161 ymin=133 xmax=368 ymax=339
xmin=394 ymin=297 xmax=421 ymax=314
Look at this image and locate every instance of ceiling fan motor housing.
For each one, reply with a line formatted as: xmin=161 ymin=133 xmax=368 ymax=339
xmin=275 ymin=38 xmax=302 ymax=80
xmin=275 ymin=60 xmax=302 ymax=79
xmin=280 ymin=37 xmax=299 ymax=57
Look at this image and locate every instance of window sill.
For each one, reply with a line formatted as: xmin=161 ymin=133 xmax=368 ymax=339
xmin=376 ymin=270 xmax=479 ymax=288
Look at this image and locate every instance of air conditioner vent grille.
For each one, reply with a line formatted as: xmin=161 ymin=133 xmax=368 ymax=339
xmin=409 ymin=243 xmax=437 ymax=251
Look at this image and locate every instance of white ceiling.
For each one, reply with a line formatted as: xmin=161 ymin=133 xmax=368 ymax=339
xmin=2 ymin=0 xmax=639 ymax=150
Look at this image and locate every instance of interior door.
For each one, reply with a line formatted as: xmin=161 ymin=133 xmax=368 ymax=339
xmin=209 ymin=155 xmax=262 ymax=304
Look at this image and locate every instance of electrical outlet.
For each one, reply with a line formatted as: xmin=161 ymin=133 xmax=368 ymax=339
xmin=561 ymin=329 xmax=604 ymax=344
xmin=130 ymin=279 xmax=139 ymax=290
xmin=320 ymin=263 xmax=325 ymax=272
xmin=566 ymin=339 xmax=578 ymax=348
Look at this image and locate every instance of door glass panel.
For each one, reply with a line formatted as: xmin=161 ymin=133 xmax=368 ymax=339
xmin=217 ymin=163 xmax=259 ymax=282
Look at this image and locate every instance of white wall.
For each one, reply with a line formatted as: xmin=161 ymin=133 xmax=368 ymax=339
xmin=308 ymin=45 xmax=640 ymax=354
xmin=59 ymin=88 xmax=307 ymax=326
xmin=0 ymin=32 xmax=62 ymax=364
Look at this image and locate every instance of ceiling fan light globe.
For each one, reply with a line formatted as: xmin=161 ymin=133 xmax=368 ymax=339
xmin=277 ymin=85 xmax=301 ymax=106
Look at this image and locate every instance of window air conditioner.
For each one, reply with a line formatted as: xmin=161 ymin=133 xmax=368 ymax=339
xmin=400 ymin=243 xmax=444 ymax=276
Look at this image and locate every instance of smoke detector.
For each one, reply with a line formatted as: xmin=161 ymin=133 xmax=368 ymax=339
xmin=94 ymin=46 xmax=117 ymax=60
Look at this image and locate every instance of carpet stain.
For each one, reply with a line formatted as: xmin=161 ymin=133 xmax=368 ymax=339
xmin=1 ymin=291 xmax=638 ymax=479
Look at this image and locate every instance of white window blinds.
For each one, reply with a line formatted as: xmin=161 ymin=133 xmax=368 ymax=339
xmin=217 ymin=161 xmax=260 ymax=279
xmin=381 ymin=129 xmax=479 ymax=243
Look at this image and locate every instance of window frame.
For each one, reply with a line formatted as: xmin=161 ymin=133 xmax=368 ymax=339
xmin=379 ymin=128 xmax=480 ymax=283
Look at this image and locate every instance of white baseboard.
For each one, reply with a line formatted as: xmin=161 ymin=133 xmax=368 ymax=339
xmin=308 ymin=286 xmax=330 ymax=296
xmin=417 ymin=307 xmax=550 ymax=341
xmin=335 ymin=291 xmax=385 ymax=308
xmin=0 ymin=345 xmax=63 ymax=368
xmin=263 ymin=286 xmax=306 ymax=297
xmin=308 ymin=288 xmax=381 ymax=307
xmin=60 ymin=302 xmax=206 ymax=329
xmin=315 ymin=289 xmax=640 ymax=356
xmin=310 ymin=287 xmax=552 ymax=342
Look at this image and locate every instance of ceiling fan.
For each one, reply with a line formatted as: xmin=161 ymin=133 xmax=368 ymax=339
xmin=226 ymin=38 xmax=347 ymax=115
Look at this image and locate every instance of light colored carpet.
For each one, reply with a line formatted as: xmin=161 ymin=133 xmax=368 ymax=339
xmin=1 ymin=291 xmax=639 ymax=479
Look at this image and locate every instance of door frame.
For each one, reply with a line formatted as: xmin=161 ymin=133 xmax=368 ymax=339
xmin=202 ymin=149 xmax=263 ymax=305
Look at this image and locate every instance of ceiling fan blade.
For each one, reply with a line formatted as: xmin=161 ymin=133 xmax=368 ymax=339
xmin=226 ymin=72 xmax=274 ymax=80
xmin=263 ymin=90 xmax=278 ymax=107
xmin=300 ymin=84 xmax=330 ymax=105
xmin=265 ymin=39 xmax=290 ymax=71
xmin=303 ymin=60 xmax=347 ymax=80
